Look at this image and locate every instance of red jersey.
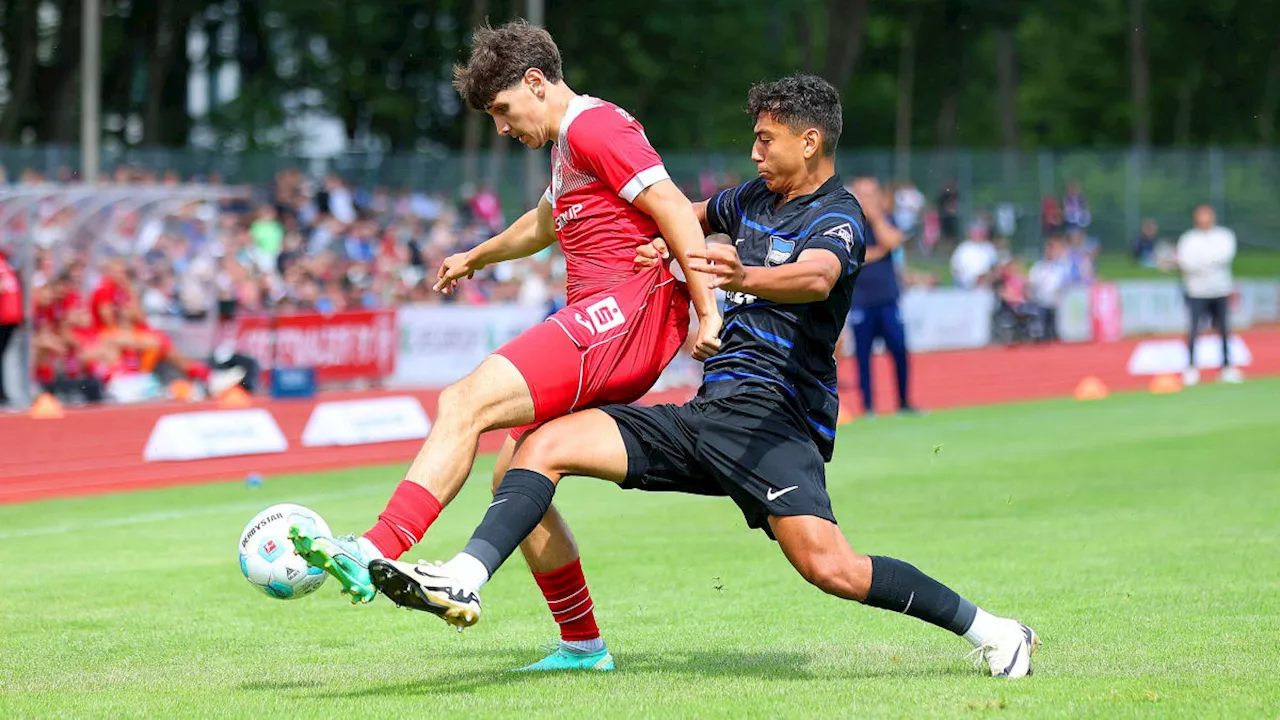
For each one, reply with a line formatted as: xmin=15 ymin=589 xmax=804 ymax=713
xmin=0 ymin=257 xmax=21 ymax=325
xmin=545 ymin=95 xmax=671 ymax=304
xmin=92 ymin=278 xmax=132 ymax=328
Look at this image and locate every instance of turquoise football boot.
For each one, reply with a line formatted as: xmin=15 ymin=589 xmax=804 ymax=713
xmin=287 ymin=521 xmax=377 ymax=604
xmin=513 ymin=642 xmax=615 ymax=672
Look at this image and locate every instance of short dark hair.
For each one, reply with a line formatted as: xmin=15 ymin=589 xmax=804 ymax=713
xmin=452 ymin=20 xmax=564 ymax=111
xmin=746 ymin=74 xmax=843 ymax=156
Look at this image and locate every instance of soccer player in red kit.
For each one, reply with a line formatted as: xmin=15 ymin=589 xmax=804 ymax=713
xmin=289 ymin=20 xmax=721 ymax=672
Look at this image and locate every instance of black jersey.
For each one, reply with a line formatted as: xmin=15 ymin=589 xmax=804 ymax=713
xmin=699 ymin=175 xmax=865 ymax=460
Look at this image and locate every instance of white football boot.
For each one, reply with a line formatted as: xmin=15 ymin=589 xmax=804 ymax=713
xmin=968 ymin=620 xmax=1040 ymax=679
xmin=368 ymin=558 xmax=481 ymax=628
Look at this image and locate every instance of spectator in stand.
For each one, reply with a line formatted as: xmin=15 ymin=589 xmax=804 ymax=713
xmin=991 ymin=259 xmax=1038 ymax=343
xmin=250 ymin=204 xmax=285 ymax=271
xmin=937 ymin=181 xmax=960 ymax=246
xmin=1040 ymin=195 xmax=1063 ymax=237
xmin=1028 ymin=238 xmax=1070 ymax=342
xmin=848 ymin=178 xmax=917 ymax=417
xmin=1064 ymin=228 xmax=1098 ymax=285
xmin=1133 ymin=218 xmax=1159 ymax=267
xmin=1062 ymin=181 xmax=1091 ymax=233
xmin=467 ymin=184 xmax=504 ymax=233
xmin=91 ymin=258 xmax=134 ymax=329
xmin=318 ymin=174 xmax=357 ymax=224
xmin=1176 ymin=205 xmax=1242 ymax=386
xmin=949 ymin=226 xmax=1000 ymax=289
xmin=892 ymin=180 xmax=925 ymax=245
xmin=0 ymin=248 xmax=22 ymax=405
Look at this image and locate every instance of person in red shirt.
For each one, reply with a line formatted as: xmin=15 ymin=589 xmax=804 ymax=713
xmin=290 ymin=20 xmax=720 ymax=672
xmin=91 ymin=259 xmax=133 ymax=329
xmin=0 ymin=250 xmax=23 ymax=405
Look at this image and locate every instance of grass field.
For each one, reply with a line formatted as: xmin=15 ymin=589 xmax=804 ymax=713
xmin=908 ymin=249 xmax=1280 ymax=284
xmin=2 ymin=380 xmax=1279 ymax=718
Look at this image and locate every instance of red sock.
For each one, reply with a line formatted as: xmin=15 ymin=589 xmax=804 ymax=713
xmin=534 ymin=558 xmax=600 ymax=642
xmin=362 ymin=481 xmax=442 ymax=559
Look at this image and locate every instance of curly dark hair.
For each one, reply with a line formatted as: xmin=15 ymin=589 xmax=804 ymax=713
xmin=746 ymin=74 xmax=843 ymax=156
xmin=452 ymin=20 xmax=564 ymax=111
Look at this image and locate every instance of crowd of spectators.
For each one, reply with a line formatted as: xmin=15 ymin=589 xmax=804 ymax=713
xmin=0 ymin=164 xmax=574 ymax=404
xmin=0 ymin=163 xmax=1159 ymax=404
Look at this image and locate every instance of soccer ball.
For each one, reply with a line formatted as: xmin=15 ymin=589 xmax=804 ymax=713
xmin=238 ymin=503 xmax=330 ymax=600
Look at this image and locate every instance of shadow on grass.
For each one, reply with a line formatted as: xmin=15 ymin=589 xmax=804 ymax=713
xmin=287 ymin=646 xmax=969 ymax=699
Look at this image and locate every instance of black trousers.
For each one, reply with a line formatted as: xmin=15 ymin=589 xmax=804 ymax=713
xmin=1187 ymin=296 xmax=1231 ymax=368
xmin=0 ymin=323 xmax=16 ymax=402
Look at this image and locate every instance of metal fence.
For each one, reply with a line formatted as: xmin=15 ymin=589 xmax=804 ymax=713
xmin=4 ymin=145 xmax=1279 ymax=255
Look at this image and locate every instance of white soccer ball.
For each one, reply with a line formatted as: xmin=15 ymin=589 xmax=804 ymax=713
xmin=238 ymin=503 xmax=330 ymax=600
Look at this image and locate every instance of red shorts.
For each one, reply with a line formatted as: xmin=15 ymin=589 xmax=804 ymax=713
xmin=499 ymin=265 xmax=690 ymax=440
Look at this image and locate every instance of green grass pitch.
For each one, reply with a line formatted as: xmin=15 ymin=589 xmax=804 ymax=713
xmin=2 ymin=380 xmax=1278 ymax=718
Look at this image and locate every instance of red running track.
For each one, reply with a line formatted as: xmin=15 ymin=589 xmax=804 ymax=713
xmin=2 ymin=327 xmax=1277 ymax=505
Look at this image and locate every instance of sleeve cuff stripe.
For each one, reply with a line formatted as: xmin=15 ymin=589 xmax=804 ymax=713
xmin=619 ymin=165 xmax=670 ymax=202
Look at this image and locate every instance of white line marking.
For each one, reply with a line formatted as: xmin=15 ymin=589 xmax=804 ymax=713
xmin=0 ymin=471 xmax=488 ymax=540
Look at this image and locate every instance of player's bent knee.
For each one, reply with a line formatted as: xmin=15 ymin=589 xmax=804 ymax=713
xmin=436 ymin=382 xmax=474 ymax=424
xmin=512 ymin=429 xmax=576 ymax=479
xmin=796 ymin=552 xmax=860 ymax=597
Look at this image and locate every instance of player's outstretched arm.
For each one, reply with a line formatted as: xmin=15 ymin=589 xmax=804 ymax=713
xmin=687 ymin=244 xmax=843 ymax=304
xmin=634 ymin=179 xmax=723 ymax=360
xmin=434 ymin=197 xmax=557 ymax=294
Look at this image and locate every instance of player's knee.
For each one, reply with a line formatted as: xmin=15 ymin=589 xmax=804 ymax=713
xmin=513 ymin=429 xmax=574 ymax=477
xmin=437 ymin=381 xmax=481 ymax=431
xmin=798 ymin=552 xmax=854 ymax=596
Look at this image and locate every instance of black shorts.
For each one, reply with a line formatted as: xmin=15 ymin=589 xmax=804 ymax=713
xmin=600 ymin=389 xmax=836 ymax=539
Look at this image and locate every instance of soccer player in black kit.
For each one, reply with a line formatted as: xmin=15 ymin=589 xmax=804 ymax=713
xmin=369 ymin=74 xmax=1040 ymax=679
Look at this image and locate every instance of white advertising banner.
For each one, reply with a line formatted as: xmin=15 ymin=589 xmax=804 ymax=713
xmin=1238 ymin=280 xmax=1280 ymax=324
xmin=301 ymin=396 xmax=432 ymax=447
xmin=1126 ymin=335 xmax=1253 ymax=375
xmin=144 ymin=408 xmax=288 ymax=462
xmin=393 ymin=305 xmax=547 ymax=387
xmin=898 ymin=287 xmax=995 ymax=352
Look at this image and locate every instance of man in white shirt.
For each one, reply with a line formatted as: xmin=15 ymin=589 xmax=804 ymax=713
xmin=1176 ymin=205 xmax=1241 ymax=385
xmin=950 ymin=228 xmax=999 ymax=289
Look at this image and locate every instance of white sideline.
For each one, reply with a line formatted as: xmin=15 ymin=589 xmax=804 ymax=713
xmin=0 ymin=471 xmax=486 ymax=540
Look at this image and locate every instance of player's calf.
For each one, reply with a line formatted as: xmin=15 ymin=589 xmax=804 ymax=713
xmin=772 ymin=516 xmax=1039 ymax=679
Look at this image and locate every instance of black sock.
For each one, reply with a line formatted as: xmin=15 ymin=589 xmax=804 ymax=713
xmin=864 ymin=556 xmax=977 ymax=635
xmin=461 ymin=469 xmax=557 ymax=576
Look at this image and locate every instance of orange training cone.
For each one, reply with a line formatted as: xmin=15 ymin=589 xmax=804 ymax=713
xmin=1073 ymin=376 xmax=1109 ymax=401
xmin=217 ymin=385 xmax=253 ymax=409
xmin=1149 ymin=373 xmax=1182 ymax=394
xmin=30 ymin=393 xmax=64 ymax=419
xmin=169 ymin=379 xmax=195 ymax=402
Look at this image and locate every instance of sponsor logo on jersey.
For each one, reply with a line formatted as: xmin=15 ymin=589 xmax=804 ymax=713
xmin=586 ymin=296 xmax=626 ymax=333
xmin=571 ymin=296 xmax=626 ymax=335
xmin=824 ymin=223 xmax=856 ymax=252
xmin=554 ymin=202 xmax=585 ymax=232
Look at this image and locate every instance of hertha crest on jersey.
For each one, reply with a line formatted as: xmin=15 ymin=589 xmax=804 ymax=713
xmin=766 ymin=236 xmax=795 ymax=266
